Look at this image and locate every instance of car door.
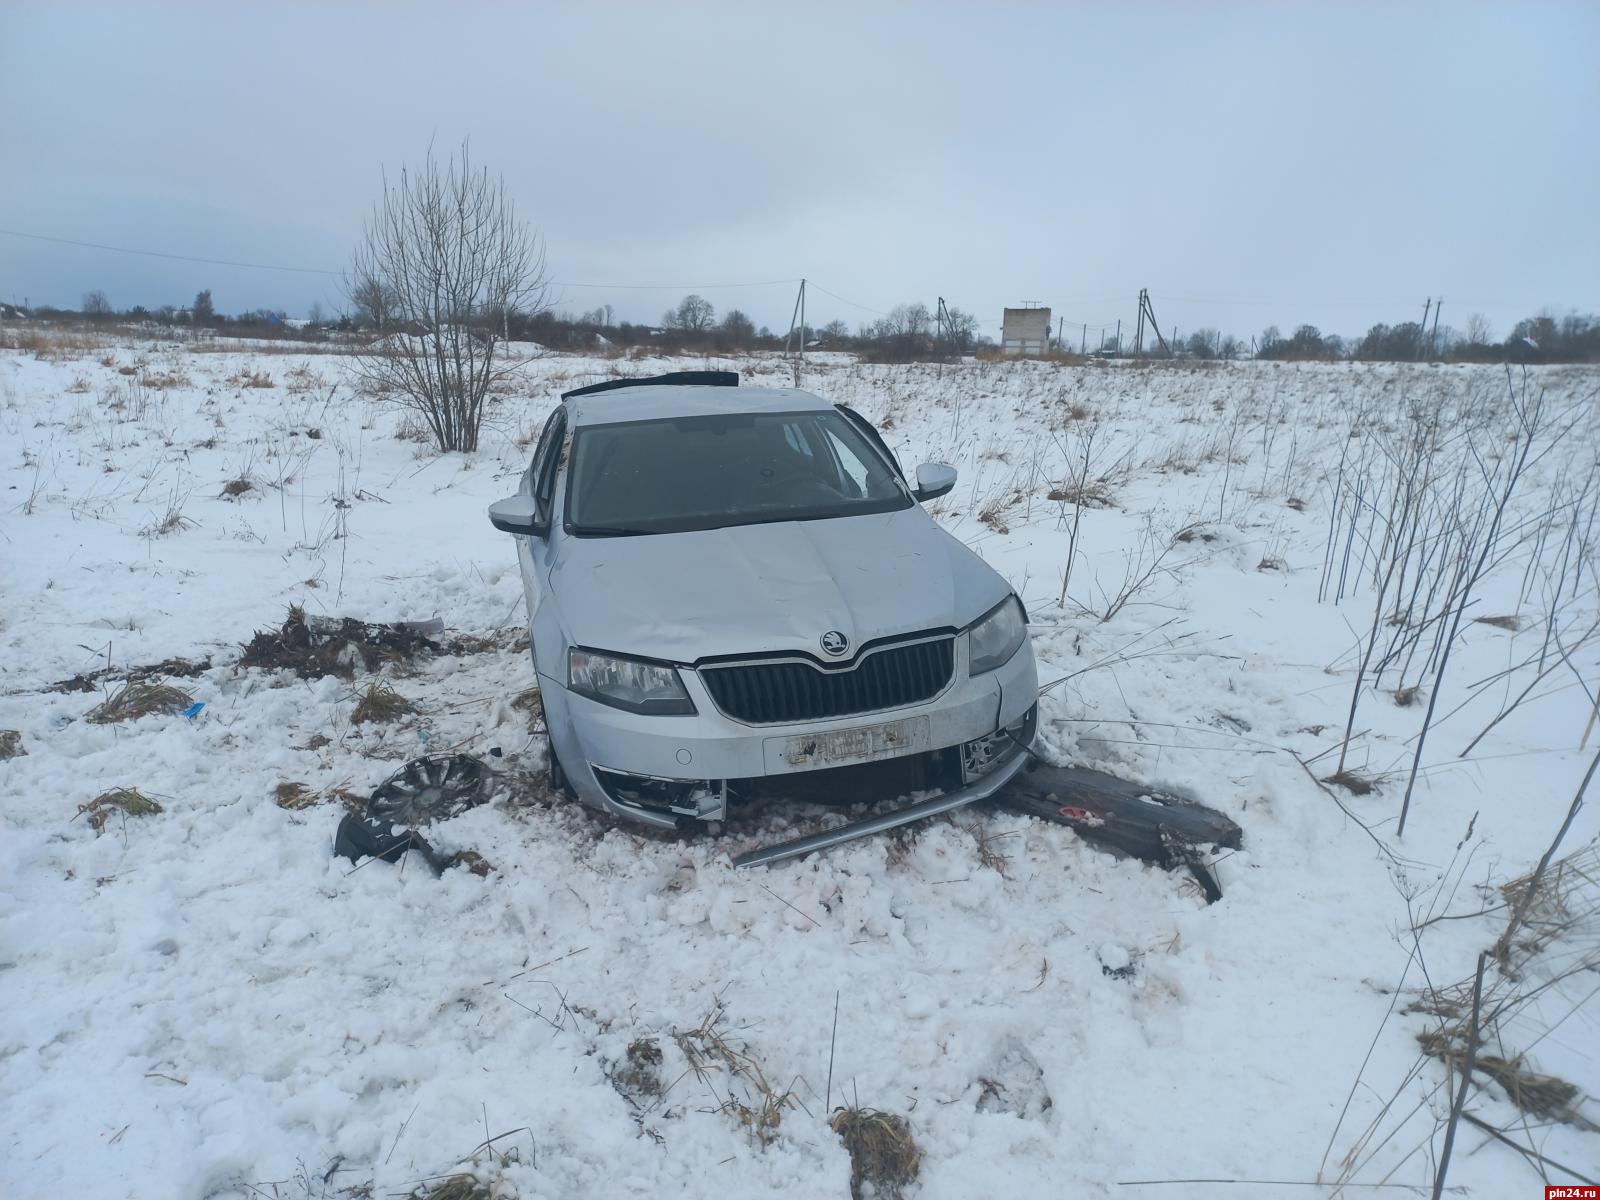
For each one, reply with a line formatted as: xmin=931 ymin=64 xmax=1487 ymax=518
xmin=517 ymin=407 xmax=566 ymax=622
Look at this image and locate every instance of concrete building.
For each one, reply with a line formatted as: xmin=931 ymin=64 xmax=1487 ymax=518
xmin=1002 ymin=306 xmax=1051 ymax=356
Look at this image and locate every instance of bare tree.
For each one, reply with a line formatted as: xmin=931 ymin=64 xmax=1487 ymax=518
xmin=720 ymin=308 xmax=755 ymax=346
xmin=348 ymin=142 xmax=547 ymax=452
xmin=665 ymin=294 xmax=715 ymax=332
xmin=81 ymin=290 xmax=112 ymax=321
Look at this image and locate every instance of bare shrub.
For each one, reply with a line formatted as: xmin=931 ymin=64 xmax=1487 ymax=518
xmin=349 ymin=141 xmax=548 ymax=452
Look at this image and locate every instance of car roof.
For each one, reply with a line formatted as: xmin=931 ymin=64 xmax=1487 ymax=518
xmin=565 ymin=385 xmax=835 ymax=428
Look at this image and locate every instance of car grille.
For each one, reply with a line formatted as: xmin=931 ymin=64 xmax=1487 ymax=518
xmin=699 ymin=636 xmax=955 ymax=725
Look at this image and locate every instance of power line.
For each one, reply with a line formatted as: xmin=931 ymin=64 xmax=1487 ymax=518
xmin=0 ymin=228 xmax=802 ymax=293
xmin=806 ymin=280 xmax=890 ymax=318
xmin=0 ymin=227 xmax=346 ymax=276
xmin=550 ymin=277 xmax=798 ymax=290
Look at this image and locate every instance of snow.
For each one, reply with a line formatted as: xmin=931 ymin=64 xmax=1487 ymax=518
xmin=2 ymin=339 xmax=1598 ymax=1197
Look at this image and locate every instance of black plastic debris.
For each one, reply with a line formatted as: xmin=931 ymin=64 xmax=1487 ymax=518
xmin=996 ymin=763 xmax=1241 ymax=904
xmin=333 ymin=812 xmax=443 ymax=874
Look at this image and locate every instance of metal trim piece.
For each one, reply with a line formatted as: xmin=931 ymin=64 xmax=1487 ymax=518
xmin=730 ymin=739 xmax=1030 ymax=869
xmin=695 ymin=630 xmax=955 ymax=675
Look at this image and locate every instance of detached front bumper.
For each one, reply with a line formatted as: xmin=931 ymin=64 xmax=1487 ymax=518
xmin=539 ymin=636 xmax=1039 ymax=847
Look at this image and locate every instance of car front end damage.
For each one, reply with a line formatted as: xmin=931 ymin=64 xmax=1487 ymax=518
xmin=538 ymin=614 xmax=1039 ymax=866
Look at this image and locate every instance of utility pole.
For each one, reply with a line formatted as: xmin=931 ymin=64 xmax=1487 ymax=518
xmin=1115 ymin=319 xmax=1121 ymax=357
xmin=1133 ymin=289 xmax=1171 ymax=357
xmin=1081 ymin=323 xmax=1087 ymax=354
xmin=936 ymin=295 xmax=953 ymax=378
xmin=1056 ymin=315 xmax=1063 ymax=349
xmin=785 ymin=278 xmax=807 ymax=386
xmin=1430 ymin=297 xmax=1442 ymax=359
xmin=1419 ymin=297 xmax=1432 ymax=361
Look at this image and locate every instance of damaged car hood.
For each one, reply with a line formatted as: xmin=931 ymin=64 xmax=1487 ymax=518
xmin=548 ymin=507 xmax=1009 ymax=663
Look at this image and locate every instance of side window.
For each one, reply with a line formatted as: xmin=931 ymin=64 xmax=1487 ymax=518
xmin=530 ymin=410 xmax=566 ymax=520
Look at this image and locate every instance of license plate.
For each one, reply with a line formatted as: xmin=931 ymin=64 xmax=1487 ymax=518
xmin=766 ymin=715 xmax=930 ymax=773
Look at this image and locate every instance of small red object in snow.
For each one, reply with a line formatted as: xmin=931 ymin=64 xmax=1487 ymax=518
xmin=1058 ymin=806 xmax=1106 ymax=827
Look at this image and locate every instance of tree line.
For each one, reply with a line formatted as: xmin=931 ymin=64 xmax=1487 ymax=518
xmin=1173 ymin=312 xmax=1600 ymax=364
xmin=14 ymin=289 xmax=1600 ymax=365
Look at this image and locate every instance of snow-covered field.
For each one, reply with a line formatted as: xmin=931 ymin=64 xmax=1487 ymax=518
xmin=2 ymin=332 xmax=1597 ymax=1198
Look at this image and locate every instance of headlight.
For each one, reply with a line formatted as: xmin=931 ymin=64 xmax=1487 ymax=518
xmin=568 ymin=648 xmax=696 ymax=715
xmin=967 ymin=595 xmax=1027 ymax=675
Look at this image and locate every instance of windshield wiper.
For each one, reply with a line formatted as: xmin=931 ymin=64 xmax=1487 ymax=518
xmin=571 ymin=524 xmax=659 ymax=537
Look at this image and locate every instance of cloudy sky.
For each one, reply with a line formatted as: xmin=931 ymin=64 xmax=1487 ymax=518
xmin=2 ymin=1 xmax=1596 ymax=344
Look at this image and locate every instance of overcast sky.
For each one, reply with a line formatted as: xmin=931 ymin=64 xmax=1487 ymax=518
xmin=2 ymin=1 xmax=1596 ymax=344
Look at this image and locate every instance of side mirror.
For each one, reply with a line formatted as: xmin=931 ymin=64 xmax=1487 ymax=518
xmin=912 ymin=462 xmax=957 ymax=502
xmin=488 ymin=494 xmax=548 ymax=537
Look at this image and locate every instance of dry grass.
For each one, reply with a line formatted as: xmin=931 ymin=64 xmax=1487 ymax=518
xmin=511 ymin=686 xmax=544 ymax=732
xmin=1474 ymin=614 xmax=1522 ymax=631
xmin=830 ymin=1107 xmax=922 ymax=1200
xmin=352 ymin=681 xmax=417 ymax=725
xmin=1418 ymin=1026 xmax=1582 ymax=1121
xmin=139 ymin=371 xmax=190 ymax=390
xmin=409 ymin=1176 xmax=494 ymax=1200
xmin=977 ymin=499 xmax=1010 ymax=535
xmin=141 ymin=502 xmax=195 ymax=538
xmin=0 ymin=730 xmax=25 ymax=759
xmin=219 ymin=472 xmax=254 ymax=499
xmin=331 ymin=786 xmax=368 ymax=816
xmin=1047 ymin=479 xmax=1115 ymax=508
xmin=78 ymin=787 xmax=163 ymax=832
xmin=964 ymin=818 xmax=1014 ymax=876
xmin=615 ymin=1037 xmax=664 ymax=1097
xmin=1322 ymin=769 xmax=1378 ymax=795
xmin=274 ymin=781 xmax=318 ymax=810
xmin=86 ymin=680 xmax=194 ymax=725
xmin=674 ymin=1004 xmax=797 ymax=1145
xmin=227 ymin=369 xmax=275 ymax=389
xmin=1495 ymin=842 xmax=1600 ymax=963
xmin=283 ymin=364 xmax=326 ymax=394
xmin=443 ymin=849 xmax=495 ymax=876
xmin=885 ymin=825 xmax=921 ymax=871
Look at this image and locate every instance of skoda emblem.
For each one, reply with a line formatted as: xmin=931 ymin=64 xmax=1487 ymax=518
xmin=819 ymin=630 xmax=850 ymax=657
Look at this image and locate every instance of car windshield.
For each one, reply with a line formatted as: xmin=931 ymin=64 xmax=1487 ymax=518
xmin=565 ymin=409 xmax=911 ymax=536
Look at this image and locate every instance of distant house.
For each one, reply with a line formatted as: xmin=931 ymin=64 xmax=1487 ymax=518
xmin=1002 ymin=306 xmax=1051 ymax=356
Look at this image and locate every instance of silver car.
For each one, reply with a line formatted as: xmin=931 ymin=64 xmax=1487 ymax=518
xmin=488 ymin=371 xmax=1037 ymax=866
